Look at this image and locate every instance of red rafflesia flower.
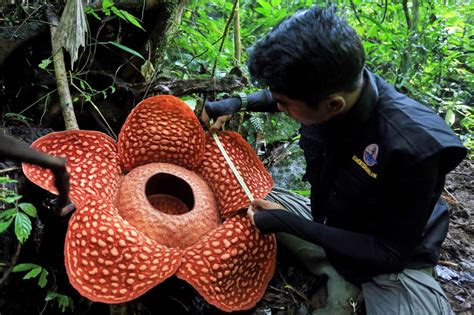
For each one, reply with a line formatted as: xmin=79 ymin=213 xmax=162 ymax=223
xmin=22 ymin=95 xmax=276 ymax=312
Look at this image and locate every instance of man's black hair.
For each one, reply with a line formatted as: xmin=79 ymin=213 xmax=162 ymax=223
xmin=247 ymin=6 xmax=365 ymax=105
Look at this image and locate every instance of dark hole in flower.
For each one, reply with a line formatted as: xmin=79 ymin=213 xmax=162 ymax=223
xmin=145 ymin=173 xmax=195 ymax=214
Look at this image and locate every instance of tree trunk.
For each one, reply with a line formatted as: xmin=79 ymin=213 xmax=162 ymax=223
xmin=150 ymin=0 xmax=188 ymax=73
xmin=46 ymin=6 xmax=79 ymax=130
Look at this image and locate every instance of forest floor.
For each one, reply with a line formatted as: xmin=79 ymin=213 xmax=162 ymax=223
xmin=0 ymin=126 xmax=472 ymax=315
xmin=436 ymin=160 xmax=474 ymax=314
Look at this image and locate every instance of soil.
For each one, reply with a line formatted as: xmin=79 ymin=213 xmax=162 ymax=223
xmin=438 ymin=160 xmax=474 ymax=314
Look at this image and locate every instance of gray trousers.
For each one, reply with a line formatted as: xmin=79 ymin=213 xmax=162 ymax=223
xmin=267 ymin=188 xmax=454 ymax=315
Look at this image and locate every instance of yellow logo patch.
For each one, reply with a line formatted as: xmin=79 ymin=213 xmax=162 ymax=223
xmin=352 ymin=155 xmax=378 ymax=179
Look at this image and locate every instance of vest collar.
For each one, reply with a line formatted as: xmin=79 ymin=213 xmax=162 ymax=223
xmin=326 ymin=69 xmax=379 ymax=140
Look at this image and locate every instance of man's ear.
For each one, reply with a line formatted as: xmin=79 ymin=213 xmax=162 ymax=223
xmin=321 ymin=96 xmax=346 ymax=116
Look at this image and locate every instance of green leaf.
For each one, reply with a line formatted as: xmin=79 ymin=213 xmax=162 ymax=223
xmin=108 ymin=41 xmax=145 ymax=60
xmin=0 ymin=208 xmax=17 ymax=220
xmin=0 ymin=176 xmax=17 ymax=184
xmin=3 ymin=113 xmax=32 ymax=122
xmin=291 ymin=190 xmax=311 ymax=197
xmin=111 ymin=6 xmax=126 ymax=20
xmin=0 ymin=208 xmax=16 ymax=233
xmin=23 ymin=267 xmax=42 ymax=279
xmin=38 ymin=269 xmax=49 ymax=288
xmin=119 ymin=10 xmax=145 ymax=30
xmin=257 ymin=0 xmax=273 ymax=11
xmin=14 ymin=212 xmax=32 ymax=243
xmin=13 ymin=263 xmax=41 ymax=272
xmin=271 ymin=0 xmax=281 ymax=6
xmin=2 ymin=195 xmax=22 ymax=203
xmin=0 ymin=216 xmax=15 ymax=233
xmin=102 ymin=0 xmax=114 ymax=10
xmin=110 ymin=7 xmax=144 ymax=30
xmin=460 ymin=116 xmax=473 ymax=130
xmin=445 ymin=109 xmax=456 ymax=126
xmin=46 ymin=292 xmax=75 ymax=313
xmin=38 ymin=58 xmax=52 ymax=70
xmin=84 ymin=7 xmax=101 ymax=20
xmin=255 ymin=7 xmax=269 ymax=16
xmin=18 ymin=203 xmax=37 ymax=217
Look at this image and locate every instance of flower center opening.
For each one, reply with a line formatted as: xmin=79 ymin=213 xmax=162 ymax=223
xmin=145 ymin=173 xmax=195 ymax=215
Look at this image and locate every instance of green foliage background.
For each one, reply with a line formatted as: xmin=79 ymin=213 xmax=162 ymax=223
xmin=165 ymin=0 xmax=473 ymax=155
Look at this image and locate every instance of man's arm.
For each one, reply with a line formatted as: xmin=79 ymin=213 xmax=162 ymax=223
xmin=202 ymin=89 xmax=279 ymax=131
xmin=253 ymin=154 xmax=443 ymax=273
xmin=0 ymin=134 xmax=72 ymax=215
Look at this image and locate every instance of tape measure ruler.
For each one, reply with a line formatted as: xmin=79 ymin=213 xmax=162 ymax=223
xmin=211 ymin=131 xmax=254 ymax=202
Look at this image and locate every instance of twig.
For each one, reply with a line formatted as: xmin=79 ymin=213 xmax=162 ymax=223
xmin=181 ymin=35 xmax=225 ymax=68
xmin=439 ymin=260 xmax=459 ymax=268
xmin=284 ymin=284 xmax=312 ymax=304
xmin=210 ymin=0 xmax=239 ymax=78
xmin=276 ymin=268 xmax=302 ymax=305
xmin=269 ymin=285 xmax=289 ymax=294
xmin=380 ymin=0 xmax=388 ymax=23
xmin=167 ymin=296 xmax=189 ymax=312
xmin=18 ymin=90 xmax=57 ymax=115
xmin=0 ymin=242 xmax=22 ymax=287
xmin=443 ymin=187 xmax=459 ymax=204
xmin=10 ymin=4 xmax=44 ymax=39
xmin=349 ymin=0 xmax=362 ymax=25
xmin=449 ymin=219 xmax=470 ymax=227
xmin=0 ymin=167 xmax=21 ymax=174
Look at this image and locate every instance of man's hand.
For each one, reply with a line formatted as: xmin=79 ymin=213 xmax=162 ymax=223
xmin=247 ymin=199 xmax=286 ymax=232
xmin=201 ymin=97 xmax=242 ymax=132
xmin=201 ymin=109 xmax=233 ymax=133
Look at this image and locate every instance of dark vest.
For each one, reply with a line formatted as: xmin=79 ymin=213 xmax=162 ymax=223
xmin=299 ymin=70 xmax=466 ymax=282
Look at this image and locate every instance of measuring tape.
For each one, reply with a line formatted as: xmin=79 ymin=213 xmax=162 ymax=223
xmin=211 ymin=132 xmax=254 ymax=202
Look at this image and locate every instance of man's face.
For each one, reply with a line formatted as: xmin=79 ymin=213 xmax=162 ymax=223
xmin=271 ymin=92 xmax=333 ymax=125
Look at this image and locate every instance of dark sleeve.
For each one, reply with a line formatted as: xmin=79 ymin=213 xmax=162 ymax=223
xmin=254 ymin=210 xmax=402 ymax=266
xmin=246 ymin=90 xmax=279 ymax=112
xmin=254 ymin=154 xmax=443 ymax=270
xmin=204 ymin=89 xmax=279 ymax=119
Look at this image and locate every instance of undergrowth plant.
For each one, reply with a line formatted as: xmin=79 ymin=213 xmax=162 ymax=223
xmin=0 ymin=176 xmax=36 ymax=242
xmin=0 ymin=176 xmax=73 ymax=313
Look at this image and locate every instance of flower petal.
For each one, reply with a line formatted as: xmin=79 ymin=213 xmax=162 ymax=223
xmin=115 ymin=162 xmax=220 ymax=249
xmin=118 ymin=95 xmax=205 ymax=172
xmin=65 ymin=196 xmax=182 ymax=303
xmin=176 ymin=215 xmax=276 ymax=312
xmin=22 ymin=130 xmax=121 ymax=206
xmin=196 ymin=131 xmax=273 ymax=217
